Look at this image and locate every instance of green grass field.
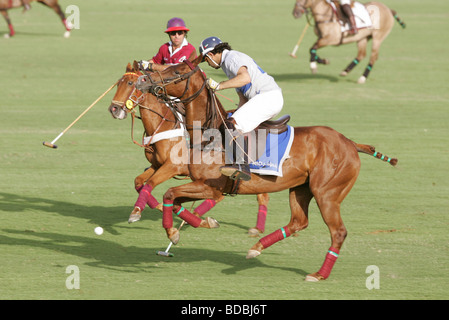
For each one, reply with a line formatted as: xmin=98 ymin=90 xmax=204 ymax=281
xmin=1 ymin=0 xmax=448 ymax=301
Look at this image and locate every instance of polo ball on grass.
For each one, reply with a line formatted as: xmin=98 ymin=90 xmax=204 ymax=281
xmin=94 ymin=227 xmax=104 ymax=235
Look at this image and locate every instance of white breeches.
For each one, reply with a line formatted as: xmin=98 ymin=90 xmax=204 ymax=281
xmin=232 ymin=89 xmax=284 ymax=134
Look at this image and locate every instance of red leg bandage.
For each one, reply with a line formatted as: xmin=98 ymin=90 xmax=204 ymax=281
xmin=256 ymin=205 xmax=267 ymax=232
xmin=176 ymin=207 xmax=202 ymax=228
xmin=318 ymin=247 xmax=340 ymax=279
xmin=162 ymin=199 xmax=174 ymax=229
xmin=193 ymin=199 xmax=217 ymax=216
xmin=134 ymin=184 xmax=159 ymax=210
xmin=259 ymin=226 xmax=291 ymax=249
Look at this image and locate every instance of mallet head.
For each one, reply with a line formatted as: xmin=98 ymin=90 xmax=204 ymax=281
xmin=43 ymin=142 xmax=58 ymax=149
xmin=156 ymin=250 xmax=174 ymax=257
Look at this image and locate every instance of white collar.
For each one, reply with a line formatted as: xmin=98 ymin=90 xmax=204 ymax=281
xmin=220 ymin=49 xmax=230 ymax=66
xmin=168 ymin=38 xmax=189 ymax=56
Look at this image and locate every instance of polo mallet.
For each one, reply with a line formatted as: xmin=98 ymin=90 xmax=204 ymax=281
xmin=289 ymin=23 xmax=309 ymax=58
xmin=156 ymin=219 xmax=186 ymax=257
xmin=42 ymin=81 xmax=118 ymax=149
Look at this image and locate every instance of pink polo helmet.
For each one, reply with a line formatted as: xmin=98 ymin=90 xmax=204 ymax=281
xmin=164 ymin=17 xmax=190 ymax=33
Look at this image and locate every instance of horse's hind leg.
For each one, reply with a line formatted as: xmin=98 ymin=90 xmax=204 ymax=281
xmin=340 ymin=37 xmax=368 ymax=76
xmin=247 ymin=184 xmax=312 ymax=259
xmin=248 ymin=193 xmax=269 ymax=236
xmin=305 ymin=164 xmax=359 ymax=281
xmin=162 ymin=181 xmax=222 ymax=244
xmin=1 ymin=10 xmax=15 ymax=38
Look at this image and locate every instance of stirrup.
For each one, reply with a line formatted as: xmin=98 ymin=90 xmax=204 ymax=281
xmin=220 ymin=165 xmax=251 ymax=181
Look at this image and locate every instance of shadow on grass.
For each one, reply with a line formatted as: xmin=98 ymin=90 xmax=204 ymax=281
xmin=272 ymin=72 xmax=340 ymax=83
xmin=0 ymin=192 xmax=309 ymax=277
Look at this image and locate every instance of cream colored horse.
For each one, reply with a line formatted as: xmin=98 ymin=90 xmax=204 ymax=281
xmin=292 ymin=0 xmax=405 ymax=83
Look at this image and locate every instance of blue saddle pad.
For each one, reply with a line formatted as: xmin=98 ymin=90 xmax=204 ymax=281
xmin=249 ymin=125 xmax=294 ymax=177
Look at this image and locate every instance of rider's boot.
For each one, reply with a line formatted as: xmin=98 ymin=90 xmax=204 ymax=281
xmin=342 ymin=4 xmax=358 ymax=35
xmin=220 ymin=118 xmax=251 ymax=181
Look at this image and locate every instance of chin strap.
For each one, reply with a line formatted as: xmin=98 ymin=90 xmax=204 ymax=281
xmin=206 ymin=53 xmax=220 ymax=68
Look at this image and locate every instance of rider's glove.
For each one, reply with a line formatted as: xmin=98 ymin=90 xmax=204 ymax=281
xmin=206 ymin=78 xmax=221 ymax=91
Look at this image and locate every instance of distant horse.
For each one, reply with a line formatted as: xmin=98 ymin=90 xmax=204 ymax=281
xmin=0 ymin=0 xmax=71 ymax=38
xmin=136 ymin=55 xmax=398 ymax=281
xmin=292 ymin=0 xmax=406 ymax=83
xmin=108 ymin=61 xmax=270 ymax=235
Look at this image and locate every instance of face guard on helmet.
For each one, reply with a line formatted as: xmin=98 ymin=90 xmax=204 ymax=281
xmin=165 ymin=17 xmax=190 ymax=33
xmin=199 ymin=36 xmax=223 ymax=61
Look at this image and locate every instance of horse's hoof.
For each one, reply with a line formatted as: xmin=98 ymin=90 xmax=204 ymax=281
xmin=246 ymin=249 xmax=261 ymax=259
xmin=310 ymin=61 xmax=318 ymax=74
xmin=357 ymin=76 xmax=367 ymax=84
xmin=128 ymin=207 xmax=142 ymax=223
xmin=305 ymin=272 xmax=326 ymax=282
xmin=169 ymin=229 xmax=180 ymax=245
xmin=156 ymin=203 xmax=163 ymax=212
xmin=248 ymin=227 xmax=263 ymax=237
xmin=323 ymin=59 xmax=330 ymax=65
xmin=206 ymin=217 xmax=220 ymax=228
xmin=340 ymin=71 xmax=348 ymax=77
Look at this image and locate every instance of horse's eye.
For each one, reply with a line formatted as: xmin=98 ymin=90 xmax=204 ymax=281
xmin=127 ymin=81 xmax=134 ymax=86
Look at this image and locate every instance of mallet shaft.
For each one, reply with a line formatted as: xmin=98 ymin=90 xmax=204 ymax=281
xmin=43 ymin=81 xmax=117 ymax=148
xmin=290 ymin=23 xmax=309 ymax=58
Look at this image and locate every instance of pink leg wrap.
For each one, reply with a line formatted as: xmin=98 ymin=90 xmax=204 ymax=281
xmin=162 ymin=199 xmax=174 ymax=229
xmin=259 ymin=226 xmax=291 ymax=249
xmin=256 ymin=205 xmax=267 ymax=232
xmin=9 ymin=24 xmax=15 ymax=37
xmin=193 ymin=199 xmax=216 ymax=216
xmin=318 ymin=247 xmax=340 ymax=279
xmin=176 ymin=207 xmax=202 ymax=228
xmin=63 ymin=18 xmax=71 ymax=31
xmin=134 ymin=185 xmax=159 ymax=210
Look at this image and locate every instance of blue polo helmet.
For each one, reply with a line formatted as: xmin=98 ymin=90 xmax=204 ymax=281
xmin=199 ymin=36 xmax=222 ymax=59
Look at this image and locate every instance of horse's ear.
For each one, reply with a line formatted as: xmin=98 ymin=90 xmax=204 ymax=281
xmin=126 ymin=63 xmax=133 ymax=72
xmin=133 ymin=60 xmax=139 ymax=72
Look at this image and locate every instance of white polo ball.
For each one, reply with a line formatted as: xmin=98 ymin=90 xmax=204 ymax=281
xmin=94 ymin=226 xmax=104 ymax=235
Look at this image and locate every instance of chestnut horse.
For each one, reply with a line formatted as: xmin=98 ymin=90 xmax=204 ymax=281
xmin=0 ymin=0 xmax=71 ymax=38
xmin=292 ymin=0 xmax=406 ymax=83
xmin=108 ymin=62 xmax=270 ymax=235
xmin=136 ymin=56 xmax=398 ymax=281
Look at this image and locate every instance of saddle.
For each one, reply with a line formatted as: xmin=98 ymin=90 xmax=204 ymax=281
xmin=257 ymin=114 xmax=290 ymax=134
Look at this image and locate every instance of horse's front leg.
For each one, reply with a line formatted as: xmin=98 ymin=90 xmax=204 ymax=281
xmin=162 ymin=181 xmax=221 ymax=244
xmin=309 ymin=39 xmax=331 ymax=74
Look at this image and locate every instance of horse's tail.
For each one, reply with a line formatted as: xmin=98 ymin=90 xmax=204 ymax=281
xmin=391 ymin=10 xmax=406 ymax=29
xmin=355 ymin=143 xmax=398 ymax=166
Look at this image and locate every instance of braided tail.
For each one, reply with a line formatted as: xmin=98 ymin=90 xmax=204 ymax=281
xmin=355 ymin=143 xmax=398 ymax=166
xmin=391 ymin=10 xmax=406 ymax=29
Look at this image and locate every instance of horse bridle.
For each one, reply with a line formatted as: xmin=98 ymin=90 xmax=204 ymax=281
xmin=137 ymin=60 xmax=220 ymax=132
xmin=113 ymin=71 xmax=180 ymax=150
xmin=137 ymin=60 xmax=207 ymax=105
